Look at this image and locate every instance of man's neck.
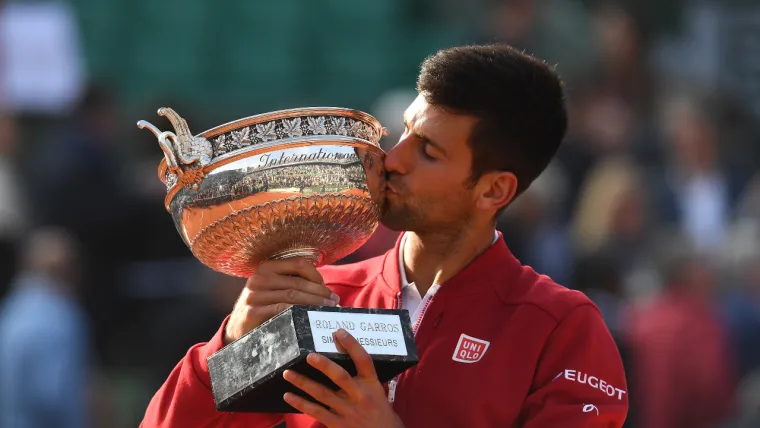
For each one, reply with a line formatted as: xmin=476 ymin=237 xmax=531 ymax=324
xmin=403 ymin=226 xmax=496 ymax=296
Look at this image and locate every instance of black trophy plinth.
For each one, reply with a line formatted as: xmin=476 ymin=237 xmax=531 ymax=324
xmin=207 ymin=305 xmax=418 ymax=413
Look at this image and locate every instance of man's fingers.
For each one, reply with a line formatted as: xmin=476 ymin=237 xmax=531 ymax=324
xmin=283 ymin=370 xmax=348 ymax=414
xmin=257 ymin=258 xmax=324 ymax=284
xmin=335 ymin=336 xmax=347 ymax=354
xmin=333 ymin=329 xmax=378 ymax=380
xmin=283 ymin=392 xmax=340 ymax=427
xmin=246 ymin=273 xmax=337 ymax=301
xmin=250 ymin=289 xmax=339 ymax=307
xmin=306 ymin=353 xmax=363 ymax=400
xmin=254 ymin=303 xmax=293 ymax=322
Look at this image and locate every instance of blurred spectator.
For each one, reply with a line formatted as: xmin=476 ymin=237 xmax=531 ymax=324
xmin=656 ymin=96 xmax=732 ymax=253
xmin=498 ymin=162 xmax=571 ymax=285
xmin=28 ymin=84 xmax=132 ymax=355
xmin=31 ymin=84 xmax=126 ymax=229
xmin=554 ymin=82 xmax=641 ymax=222
xmin=0 ymin=227 xmax=91 ymax=428
xmin=570 ymin=157 xmax=660 ymax=299
xmin=591 ymin=4 xmax=652 ymax=113
xmin=0 ymin=112 xmax=26 ymax=297
xmin=625 ymin=247 xmax=736 ymax=428
xmin=573 ymin=159 xmax=642 ymax=255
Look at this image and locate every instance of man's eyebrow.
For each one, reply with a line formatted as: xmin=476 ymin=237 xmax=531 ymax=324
xmin=402 ymin=116 xmax=447 ymax=155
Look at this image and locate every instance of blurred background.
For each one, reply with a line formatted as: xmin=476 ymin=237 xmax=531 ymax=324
xmin=0 ymin=0 xmax=758 ymax=426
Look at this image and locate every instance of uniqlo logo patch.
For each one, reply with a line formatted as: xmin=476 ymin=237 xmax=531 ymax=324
xmin=452 ymin=334 xmax=490 ymax=363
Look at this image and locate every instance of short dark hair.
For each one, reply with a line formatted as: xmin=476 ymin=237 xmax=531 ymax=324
xmin=417 ymin=44 xmax=568 ymax=210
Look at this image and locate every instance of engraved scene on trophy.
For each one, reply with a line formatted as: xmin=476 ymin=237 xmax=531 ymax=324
xmin=192 ymin=145 xmax=369 ymax=208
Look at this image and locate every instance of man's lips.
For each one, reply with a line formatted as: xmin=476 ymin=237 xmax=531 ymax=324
xmin=385 ymin=176 xmax=404 ymax=194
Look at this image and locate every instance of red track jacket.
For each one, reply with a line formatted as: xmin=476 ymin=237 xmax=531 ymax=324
xmin=141 ymin=234 xmax=628 ymax=427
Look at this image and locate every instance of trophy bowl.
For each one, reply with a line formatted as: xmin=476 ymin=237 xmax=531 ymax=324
xmin=137 ymin=107 xmax=387 ymax=277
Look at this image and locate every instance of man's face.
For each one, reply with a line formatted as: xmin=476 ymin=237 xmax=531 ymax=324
xmin=380 ymin=95 xmax=479 ymax=234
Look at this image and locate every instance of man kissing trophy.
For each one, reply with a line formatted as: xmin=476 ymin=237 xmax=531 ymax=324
xmin=138 ymin=45 xmax=628 ymax=428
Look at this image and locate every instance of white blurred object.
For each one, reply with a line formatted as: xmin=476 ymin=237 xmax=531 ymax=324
xmin=679 ymin=171 xmax=728 ymax=252
xmin=0 ymin=1 xmax=86 ymax=114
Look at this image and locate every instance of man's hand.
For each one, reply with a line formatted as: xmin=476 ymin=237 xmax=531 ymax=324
xmin=283 ymin=329 xmax=404 ymax=428
xmin=224 ymin=258 xmax=340 ymax=344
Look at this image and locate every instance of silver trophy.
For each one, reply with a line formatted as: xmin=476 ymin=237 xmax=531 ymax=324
xmin=138 ymin=107 xmax=417 ymax=413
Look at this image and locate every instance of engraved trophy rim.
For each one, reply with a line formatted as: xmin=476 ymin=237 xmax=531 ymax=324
xmin=197 ymin=106 xmax=387 ymax=144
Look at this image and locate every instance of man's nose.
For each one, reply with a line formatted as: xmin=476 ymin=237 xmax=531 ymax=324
xmin=383 ymin=136 xmax=411 ymax=175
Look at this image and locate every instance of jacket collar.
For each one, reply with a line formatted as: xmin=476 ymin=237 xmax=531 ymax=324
xmin=380 ymin=231 xmax=524 ymax=298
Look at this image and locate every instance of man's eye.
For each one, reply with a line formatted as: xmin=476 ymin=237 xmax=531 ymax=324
xmin=421 ymin=144 xmax=435 ymax=160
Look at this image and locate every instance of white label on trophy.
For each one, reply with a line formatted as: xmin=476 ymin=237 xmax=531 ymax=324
xmin=307 ymin=311 xmax=408 ymax=356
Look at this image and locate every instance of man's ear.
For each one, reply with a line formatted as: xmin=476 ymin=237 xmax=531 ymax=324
xmin=475 ymin=171 xmax=518 ymax=212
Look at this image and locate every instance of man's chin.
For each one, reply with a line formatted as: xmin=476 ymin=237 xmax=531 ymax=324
xmin=379 ymin=210 xmax=412 ymax=232
xmin=378 ymin=220 xmax=406 ymax=232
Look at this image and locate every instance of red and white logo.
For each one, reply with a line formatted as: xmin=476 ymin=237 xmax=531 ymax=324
xmin=452 ymin=334 xmax=490 ymax=363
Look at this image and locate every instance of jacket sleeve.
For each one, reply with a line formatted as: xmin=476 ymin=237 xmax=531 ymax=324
xmin=140 ymin=317 xmax=284 ymax=428
xmin=519 ymin=304 xmax=629 ymax=427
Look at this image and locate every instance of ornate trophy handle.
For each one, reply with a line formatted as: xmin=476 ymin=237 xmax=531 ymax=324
xmin=138 ymin=119 xmax=180 ymax=169
xmin=137 ymin=108 xmax=214 ymax=209
xmin=158 ymin=132 xmax=181 ymax=169
xmin=158 ymin=107 xmax=192 ymax=141
xmin=137 ymin=107 xmax=213 ymax=167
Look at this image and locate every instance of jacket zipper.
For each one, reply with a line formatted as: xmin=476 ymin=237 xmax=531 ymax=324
xmin=389 ymin=289 xmax=438 ymax=405
xmin=412 ymin=293 xmax=435 ymax=336
xmin=388 ymin=292 xmax=403 ymax=404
